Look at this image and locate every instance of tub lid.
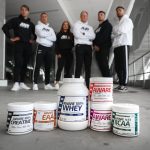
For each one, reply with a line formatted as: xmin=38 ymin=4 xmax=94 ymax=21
xmin=34 ymin=101 xmax=57 ymax=110
xmin=90 ymin=77 xmax=113 ymax=83
xmin=91 ymin=102 xmax=113 ymax=110
xmin=63 ymin=78 xmax=85 ymax=83
xmin=112 ymin=103 xmax=139 ymax=113
xmin=7 ymin=102 xmax=33 ymax=111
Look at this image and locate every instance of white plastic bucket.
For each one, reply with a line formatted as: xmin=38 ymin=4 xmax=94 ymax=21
xmin=7 ymin=102 xmax=33 ymax=135
xmin=90 ymin=102 xmax=113 ymax=131
xmin=90 ymin=77 xmax=113 ymax=102
xmin=58 ymin=78 xmax=88 ymax=131
xmin=112 ymin=103 xmax=140 ymax=137
xmin=34 ymin=101 xmax=57 ymax=131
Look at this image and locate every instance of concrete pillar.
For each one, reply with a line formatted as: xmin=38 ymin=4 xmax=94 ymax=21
xmin=0 ymin=0 xmax=7 ymax=86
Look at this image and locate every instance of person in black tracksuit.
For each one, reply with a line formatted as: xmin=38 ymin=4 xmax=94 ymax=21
xmin=93 ymin=11 xmax=112 ymax=77
xmin=55 ymin=21 xmax=74 ymax=89
xmin=2 ymin=5 xmax=36 ymax=91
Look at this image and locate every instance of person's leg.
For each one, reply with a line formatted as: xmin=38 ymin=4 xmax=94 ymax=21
xmin=56 ymin=53 xmax=65 ymax=81
xmin=20 ymin=43 xmax=32 ymax=83
xmin=122 ymin=46 xmax=129 ymax=86
xmin=84 ymin=45 xmax=92 ymax=88
xmin=75 ymin=45 xmax=84 ymax=78
xmin=64 ymin=51 xmax=73 ymax=78
xmin=14 ymin=43 xmax=24 ymax=83
xmin=44 ymin=47 xmax=53 ymax=85
xmin=95 ymin=50 xmax=110 ymax=77
xmin=114 ymin=47 xmax=123 ymax=86
xmin=33 ymin=46 xmax=44 ymax=84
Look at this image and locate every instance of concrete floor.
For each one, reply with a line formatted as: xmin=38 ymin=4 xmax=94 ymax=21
xmin=0 ymin=84 xmax=150 ymax=150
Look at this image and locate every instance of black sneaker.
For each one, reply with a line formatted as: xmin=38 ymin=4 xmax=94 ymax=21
xmin=118 ymin=86 xmax=128 ymax=92
xmin=113 ymin=85 xmax=121 ymax=90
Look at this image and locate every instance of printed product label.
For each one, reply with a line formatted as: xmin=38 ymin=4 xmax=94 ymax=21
xmin=7 ymin=110 xmax=33 ymax=134
xmin=58 ymin=96 xmax=88 ymax=122
xmin=90 ymin=83 xmax=113 ymax=101
xmin=112 ymin=112 xmax=139 ymax=136
xmin=90 ymin=109 xmax=112 ymax=131
xmin=34 ymin=110 xmax=56 ymax=130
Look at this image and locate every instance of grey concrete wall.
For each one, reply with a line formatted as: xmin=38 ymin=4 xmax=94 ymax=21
xmin=0 ymin=0 xmax=5 ymax=80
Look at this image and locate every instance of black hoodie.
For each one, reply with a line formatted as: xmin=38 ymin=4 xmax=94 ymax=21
xmin=2 ymin=15 xmax=36 ymax=43
xmin=93 ymin=20 xmax=112 ymax=49
xmin=55 ymin=31 xmax=74 ymax=54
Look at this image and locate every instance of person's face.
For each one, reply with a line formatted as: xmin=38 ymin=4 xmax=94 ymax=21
xmin=80 ymin=12 xmax=88 ymax=23
xmin=63 ymin=22 xmax=69 ymax=31
xmin=98 ymin=12 xmax=105 ymax=22
xmin=40 ymin=14 xmax=48 ymax=24
xmin=20 ymin=7 xmax=29 ymax=18
xmin=116 ymin=8 xmax=125 ymax=18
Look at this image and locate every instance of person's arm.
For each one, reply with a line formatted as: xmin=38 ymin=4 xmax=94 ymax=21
xmin=85 ymin=26 xmax=95 ymax=41
xmin=35 ymin=25 xmax=49 ymax=38
xmin=55 ymin=33 xmax=61 ymax=55
xmin=2 ymin=18 xmax=17 ymax=39
xmin=73 ymin=24 xmax=87 ymax=39
xmin=31 ymin=23 xmax=37 ymax=40
xmin=46 ymin=28 xmax=56 ymax=42
xmin=115 ymin=19 xmax=133 ymax=35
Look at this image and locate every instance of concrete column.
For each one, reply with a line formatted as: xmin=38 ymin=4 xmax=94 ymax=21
xmin=0 ymin=0 xmax=7 ymax=86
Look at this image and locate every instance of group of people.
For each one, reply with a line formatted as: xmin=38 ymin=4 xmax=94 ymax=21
xmin=2 ymin=4 xmax=133 ymax=92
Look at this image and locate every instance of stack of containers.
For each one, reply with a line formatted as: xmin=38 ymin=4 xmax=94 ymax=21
xmin=89 ymin=77 xmax=113 ymax=131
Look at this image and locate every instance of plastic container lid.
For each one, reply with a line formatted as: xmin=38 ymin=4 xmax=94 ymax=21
xmin=7 ymin=102 xmax=33 ymax=111
xmin=112 ymin=103 xmax=139 ymax=113
xmin=34 ymin=101 xmax=57 ymax=110
xmin=91 ymin=102 xmax=113 ymax=110
xmin=63 ymin=78 xmax=85 ymax=83
xmin=90 ymin=77 xmax=113 ymax=83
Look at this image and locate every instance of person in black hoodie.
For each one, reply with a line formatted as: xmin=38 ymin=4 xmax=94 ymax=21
xmin=2 ymin=5 xmax=36 ymax=91
xmin=93 ymin=11 xmax=112 ymax=77
xmin=55 ymin=21 xmax=74 ymax=90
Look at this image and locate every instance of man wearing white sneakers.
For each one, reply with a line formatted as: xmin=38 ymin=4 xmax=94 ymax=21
xmin=112 ymin=6 xmax=134 ymax=92
xmin=33 ymin=12 xmax=56 ymax=91
xmin=2 ymin=5 xmax=36 ymax=91
xmin=73 ymin=11 xmax=95 ymax=88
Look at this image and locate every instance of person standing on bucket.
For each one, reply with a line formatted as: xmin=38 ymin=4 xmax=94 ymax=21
xmin=2 ymin=5 xmax=36 ymax=91
xmin=112 ymin=6 xmax=134 ymax=92
xmin=32 ymin=12 xmax=56 ymax=91
xmin=55 ymin=21 xmax=74 ymax=90
xmin=93 ymin=11 xmax=112 ymax=77
xmin=73 ymin=11 xmax=95 ymax=88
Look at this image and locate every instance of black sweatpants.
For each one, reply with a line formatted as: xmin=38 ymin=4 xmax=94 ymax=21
xmin=114 ymin=45 xmax=129 ymax=86
xmin=56 ymin=51 xmax=73 ymax=81
xmin=75 ymin=44 xmax=92 ymax=88
xmin=14 ymin=42 xmax=32 ymax=82
xmin=95 ymin=48 xmax=110 ymax=77
xmin=33 ymin=45 xmax=53 ymax=85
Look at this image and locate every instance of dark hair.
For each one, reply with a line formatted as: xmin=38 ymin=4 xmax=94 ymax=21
xmin=20 ymin=5 xmax=30 ymax=11
xmin=60 ymin=21 xmax=71 ymax=33
xmin=98 ymin=11 xmax=106 ymax=15
xmin=116 ymin=6 xmax=125 ymax=11
xmin=40 ymin=12 xmax=48 ymax=16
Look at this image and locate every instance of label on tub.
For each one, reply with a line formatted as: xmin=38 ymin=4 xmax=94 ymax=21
xmin=112 ymin=112 xmax=139 ymax=136
xmin=34 ymin=110 xmax=56 ymax=130
xmin=6 ymin=110 xmax=33 ymax=134
xmin=90 ymin=83 xmax=113 ymax=101
xmin=90 ymin=109 xmax=112 ymax=131
xmin=58 ymin=96 xmax=88 ymax=122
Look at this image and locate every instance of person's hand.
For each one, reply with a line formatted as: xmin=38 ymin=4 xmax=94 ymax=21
xmin=10 ymin=37 xmax=20 ymax=42
xmin=29 ymin=39 xmax=35 ymax=44
xmin=57 ymin=54 xmax=61 ymax=59
xmin=94 ymin=45 xmax=100 ymax=51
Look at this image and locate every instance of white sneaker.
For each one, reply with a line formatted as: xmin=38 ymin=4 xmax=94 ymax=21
xmin=20 ymin=83 xmax=31 ymax=90
xmin=33 ymin=84 xmax=38 ymax=91
xmin=44 ymin=84 xmax=54 ymax=90
xmin=11 ymin=82 xmax=20 ymax=91
xmin=54 ymin=83 xmax=60 ymax=90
